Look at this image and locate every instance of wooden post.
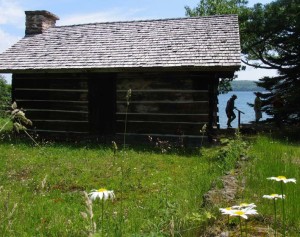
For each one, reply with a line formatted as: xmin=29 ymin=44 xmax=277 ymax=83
xmin=235 ymin=108 xmax=245 ymax=129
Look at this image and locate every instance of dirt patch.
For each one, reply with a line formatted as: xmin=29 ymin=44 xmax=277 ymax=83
xmin=200 ymin=158 xmax=275 ymax=237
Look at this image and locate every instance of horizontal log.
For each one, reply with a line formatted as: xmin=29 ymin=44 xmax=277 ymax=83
xmin=31 ymin=120 xmax=89 ymax=133
xmin=117 ymin=90 xmax=209 ymax=102
xmin=116 ymin=72 xmax=215 ymax=91
xmin=14 ymin=90 xmax=88 ymax=101
xmin=116 ymin=133 xmax=207 ymax=146
xmin=28 ymin=129 xmax=89 ymax=134
xmin=116 ymin=120 xmax=207 ymax=136
xmin=16 ymin=100 xmax=88 ymax=112
xmin=117 ymin=100 xmax=208 ymax=104
xmin=116 ymin=113 xmax=209 ymax=123
xmin=15 ymin=88 xmax=88 ymax=92
xmin=117 ymin=77 xmax=194 ymax=90
xmin=117 ymin=102 xmax=209 ymax=114
xmin=14 ymin=78 xmax=88 ymax=90
xmin=25 ymin=110 xmax=88 ymax=121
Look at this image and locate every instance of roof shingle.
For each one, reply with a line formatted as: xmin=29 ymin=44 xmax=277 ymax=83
xmin=0 ymin=15 xmax=241 ymax=72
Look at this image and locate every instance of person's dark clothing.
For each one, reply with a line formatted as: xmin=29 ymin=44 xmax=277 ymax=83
xmin=226 ymin=96 xmax=237 ymax=127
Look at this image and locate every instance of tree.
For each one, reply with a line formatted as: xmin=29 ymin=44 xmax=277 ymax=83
xmin=185 ymin=0 xmax=249 ymax=16
xmin=242 ymin=0 xmax=300 ymax=123
xmin=185 ymin=0 xmax=249 ymax=93
xmin=0 ymin=75 xmax=11 ymax=117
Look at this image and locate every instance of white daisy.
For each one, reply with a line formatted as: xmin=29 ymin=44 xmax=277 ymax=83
xmin=267 ymin=176 xmax=296 ymax=183
xmin=88 ymin=188 xmax=115 ymax=201
xmin=219 ymin=207 xmax=234 ymax=215
xmin=232 ymin=203 xmax=257 ymax=210
xmin=229 ymin=208 xmax=258 ymax=219
xmin=263 ymin=194 xmax=285 ymax=200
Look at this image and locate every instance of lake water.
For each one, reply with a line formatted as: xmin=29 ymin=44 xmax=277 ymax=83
xmin=218 ymin=91 xmax=268 ymax=128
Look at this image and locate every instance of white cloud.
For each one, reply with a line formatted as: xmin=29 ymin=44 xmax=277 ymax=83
xmin=0 ymin=29 xmax=21 ymax=53
xmin=58 ymin=8 xmax=148 ymax=26
xmin=0 ymin=0 xmax=24 ymax=27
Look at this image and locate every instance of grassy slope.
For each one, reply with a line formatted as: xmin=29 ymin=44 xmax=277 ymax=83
xmin=243 ymin=135 xmax=300 ymax=235
xmin=0 ymin=138 xmax=240 ymax=237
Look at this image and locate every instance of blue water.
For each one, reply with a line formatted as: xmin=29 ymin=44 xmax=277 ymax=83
xmin=218 ymin=91 xmax=268 ymax=128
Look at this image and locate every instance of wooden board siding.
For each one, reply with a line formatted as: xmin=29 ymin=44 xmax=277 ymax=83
xmin=12 ymin=73 xmax=89 ymax=135
xmin=115 ymin=72 xmax=216 ymax=143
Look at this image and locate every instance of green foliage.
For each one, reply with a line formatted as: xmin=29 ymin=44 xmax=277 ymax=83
xmin=185 ymin=0 xmax=249 ymax=17
xmin=242 ymin=0 xmax=300 ymax=123
xmin=0 ymin=75 xmax=11 ymax=117
xmin=0 ymin=102 xmax=37 ymax=145
xmin=216 ymin=132 xmax=248 ymax=171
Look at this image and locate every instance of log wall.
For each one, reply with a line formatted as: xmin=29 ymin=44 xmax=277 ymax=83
xmin=115 ymin=72 xmax=217 ymax=143
xmin=12 ymin=71 xmax=219 ymax=143
xmin=12 ymin=73 xmax=90 ymax=136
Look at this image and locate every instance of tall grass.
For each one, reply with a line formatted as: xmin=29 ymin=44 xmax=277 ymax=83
xmin=243 ymin=135 xmax=300 ymax=235
xmin=0 ymin=137 xmax=240 ymax=236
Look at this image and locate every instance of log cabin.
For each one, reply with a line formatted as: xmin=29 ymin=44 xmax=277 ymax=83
xmin=0 ymin=11 xmax=241 ymax=144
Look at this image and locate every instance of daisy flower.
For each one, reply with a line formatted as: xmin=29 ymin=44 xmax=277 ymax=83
xmin=267 ymin=176 xmax=296 ymax=183
xmin=219 ymin=207 xmax=234 ymax=215
xmin=88 ymin=188 xmax=115 ymax=201
xmin=232 ymin=203 xmax=257 ymax=210
xmin=229 ymin=208 xmax=258 ymax=219
xmin=263 ymin=194 xmax=285 ymax=200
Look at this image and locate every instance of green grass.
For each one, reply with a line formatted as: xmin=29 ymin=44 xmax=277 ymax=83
xmin=0 ymin=117 xmax=11 ymax=132
xmin=0 ymin=134 xmax=242 ymax=237
xmin=242 ymin=135 xmax=300 ymax=236
xmin=3 ymin=123 xmax=299 ymax=236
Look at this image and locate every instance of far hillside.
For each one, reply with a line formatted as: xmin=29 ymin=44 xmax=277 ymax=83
xmin=231 ymin=80 xmax=265 ymax=91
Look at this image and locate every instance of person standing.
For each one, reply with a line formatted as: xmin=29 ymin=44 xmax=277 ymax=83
xmin=272 ymin=94 xmax=284 ymax=127
xmin=254 ymin=92 xmax=262 ymax=123
xmin=225 ymin=94 xmax=237 ymax=128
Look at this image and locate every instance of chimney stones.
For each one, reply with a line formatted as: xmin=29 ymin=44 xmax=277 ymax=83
xmin=25 ymin=10 xmax=59 ymax=36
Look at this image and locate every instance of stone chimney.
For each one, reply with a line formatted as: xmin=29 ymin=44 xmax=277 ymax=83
xmin=25 ymin=10 xmax=59 ymax=36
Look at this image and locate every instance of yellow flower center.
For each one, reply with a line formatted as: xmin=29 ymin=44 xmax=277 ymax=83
xmin=98 ymin=188 xmax=107 ymax=192
xmin=271 ymin=194 xmax=277 ymax=197
xmin=234 ymin=210 xmax=245 ymax=215
xmin=277 ymin=176 xmax=286 ymax=180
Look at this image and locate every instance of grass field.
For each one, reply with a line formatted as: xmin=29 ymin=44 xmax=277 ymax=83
xmin=1 ymin=115 xmax=299 ymax=236
xmin=241 ymin=135 xmax=300 ymax=236
xmin=0 ymin=129 xmax=244 ymax=237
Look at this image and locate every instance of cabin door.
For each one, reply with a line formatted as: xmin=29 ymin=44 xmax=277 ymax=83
xmin=88 ymin=74 xmax=116 ymax=136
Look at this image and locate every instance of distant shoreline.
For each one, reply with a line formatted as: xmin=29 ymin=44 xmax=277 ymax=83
xmin=231 ymin=80 xmax=265 ymax=91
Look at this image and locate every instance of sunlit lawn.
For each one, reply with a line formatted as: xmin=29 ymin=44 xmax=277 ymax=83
xmin=241 ymin=135 xmax=300 ymax=236
xmin=0 ymin=134 xmax=239 ymax=237
xmin=1 ymin=115 xmax=299 ymax=236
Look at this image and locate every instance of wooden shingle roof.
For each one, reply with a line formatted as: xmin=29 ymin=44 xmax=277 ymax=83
xmin=0 ymin=15 xmax=241 ymax=73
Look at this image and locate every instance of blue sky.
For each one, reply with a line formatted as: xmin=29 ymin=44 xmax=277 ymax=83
xmin=0 ymin=0 xmax=276 ymax=83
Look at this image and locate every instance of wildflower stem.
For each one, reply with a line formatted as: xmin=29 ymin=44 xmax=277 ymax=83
xmin=0 ymin=120 xmax=9 ymax=132
xmin=273 ymin=199 xmax=277 ymax=237
xmin=23 ymin=130 xmax=39 ymax=146
xmin=120 ymin=89 xmax=131 ymax=236
xmin=239 ymin=216 xmax=243 ymax=237
xmin=101 ymin=198 xmax=104 ymax=236
xmin=280 ymin=182 xmax=286 ymax=237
